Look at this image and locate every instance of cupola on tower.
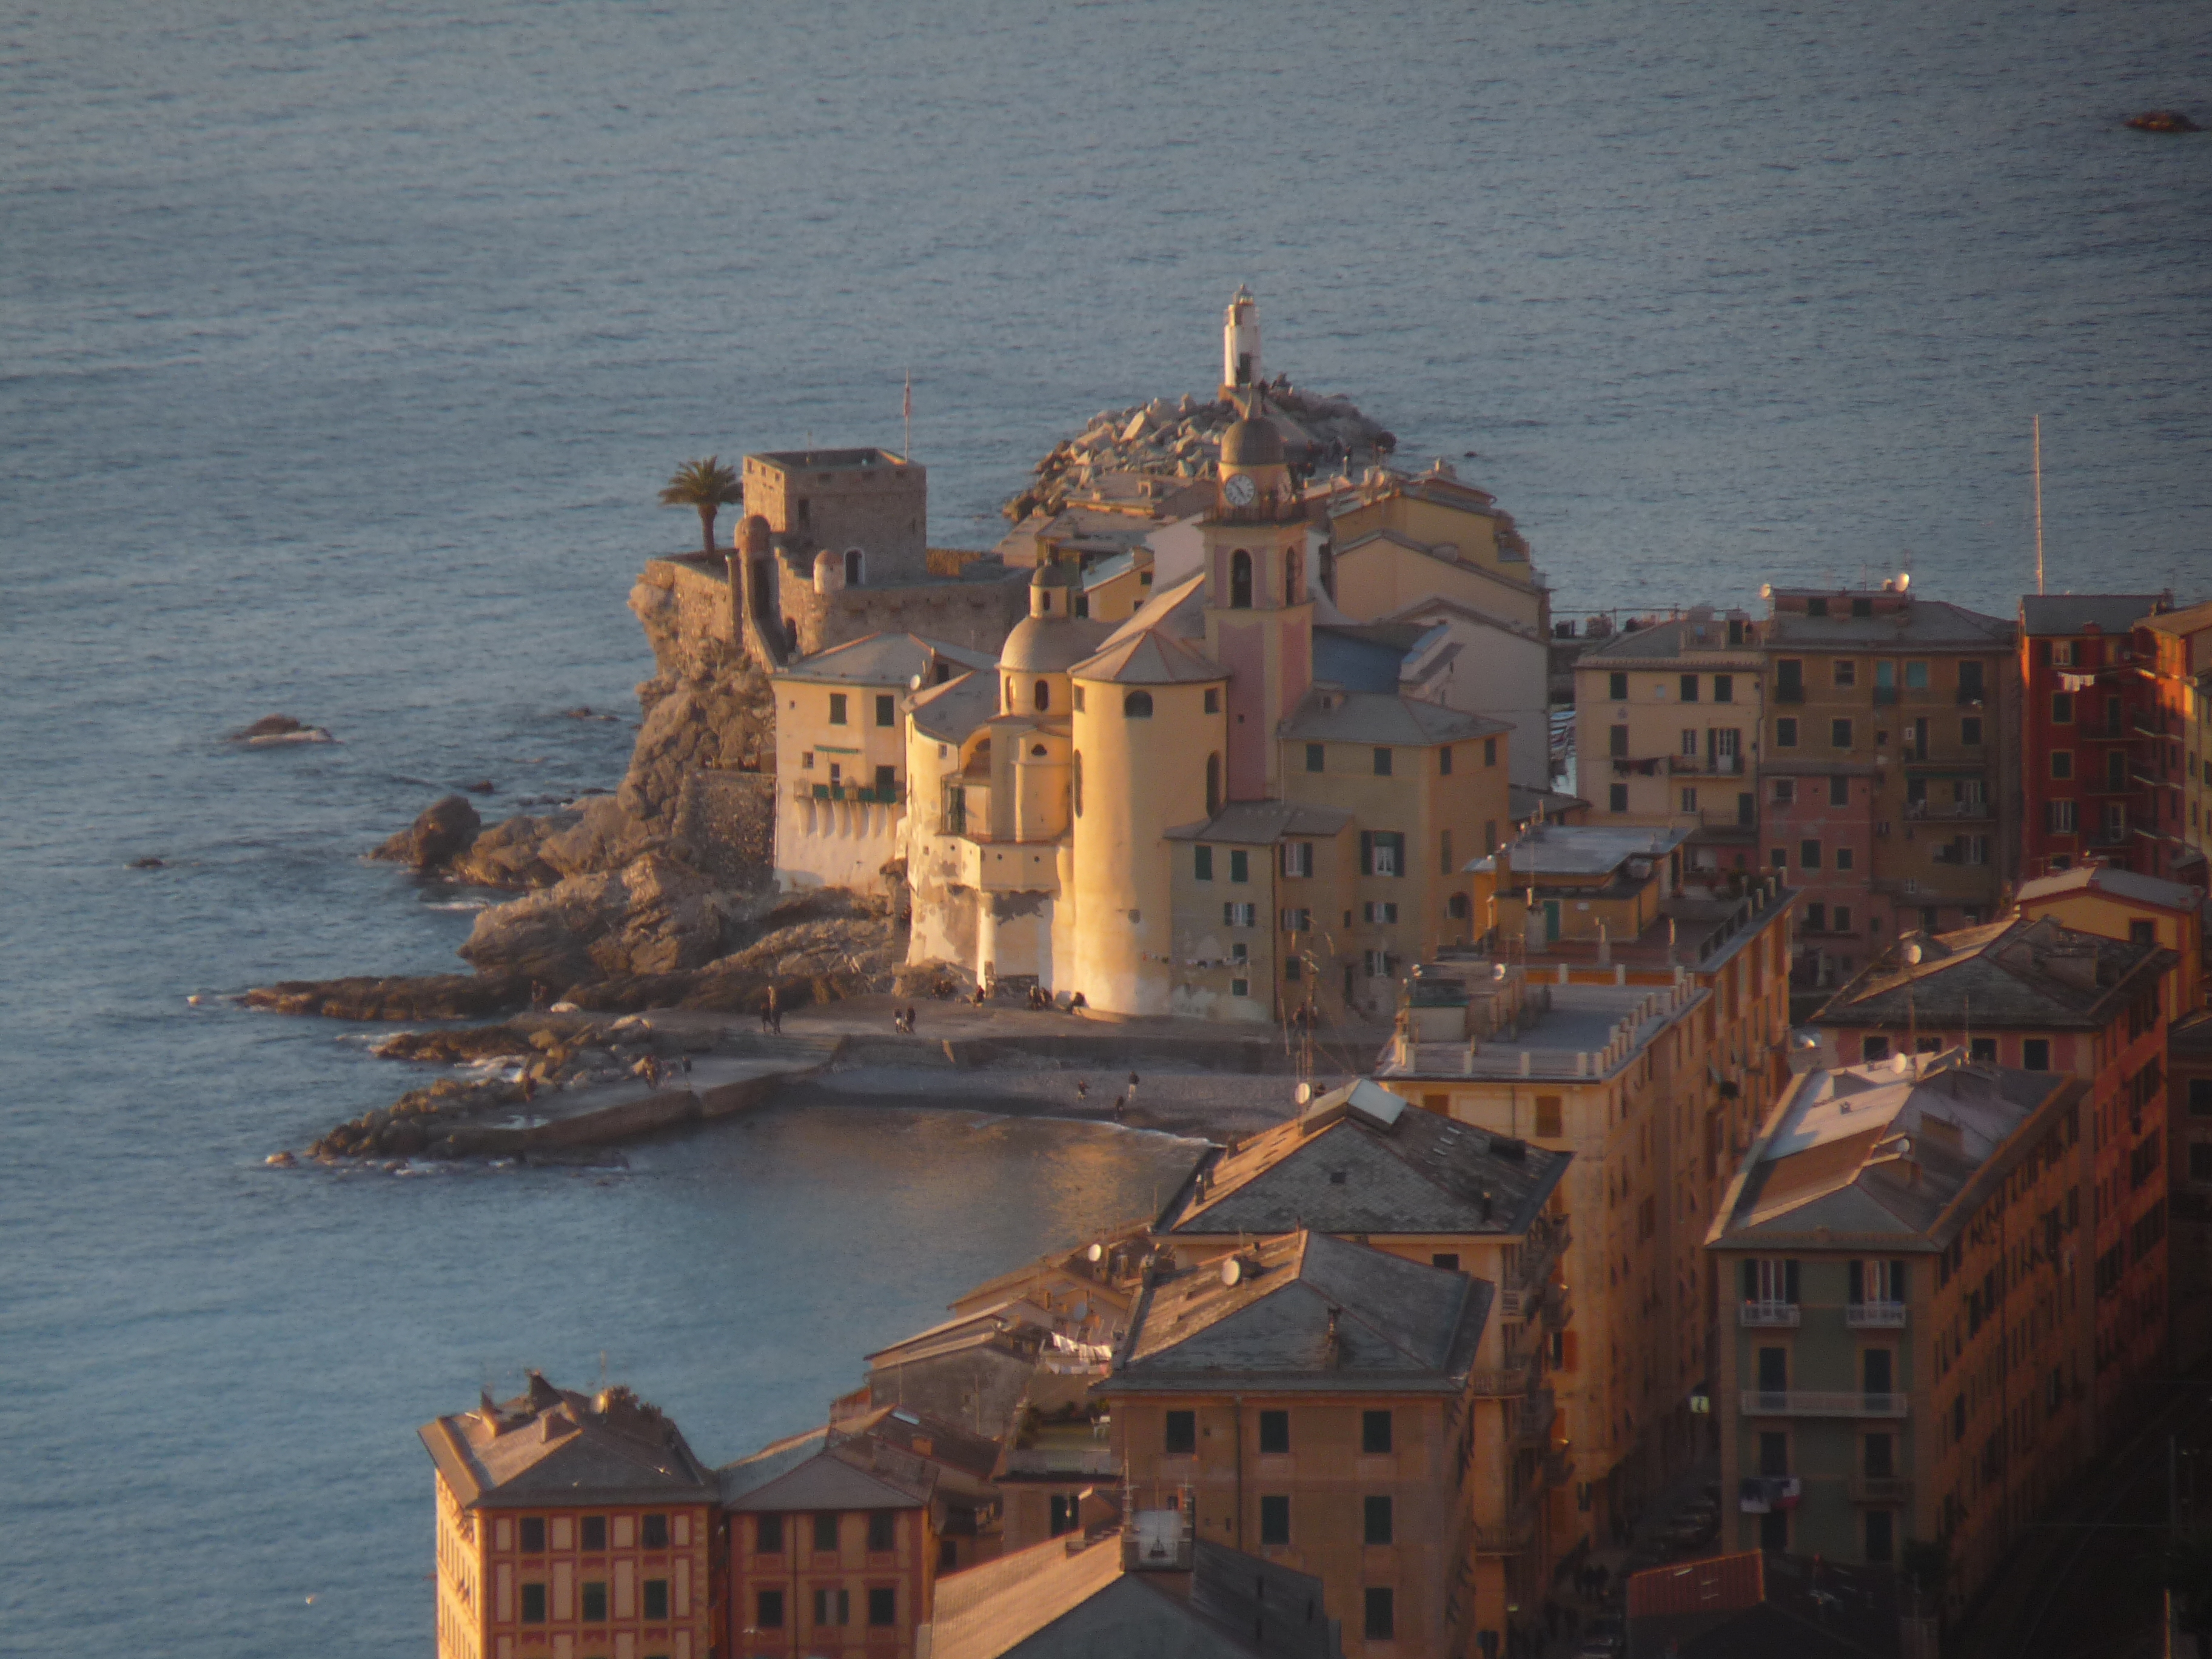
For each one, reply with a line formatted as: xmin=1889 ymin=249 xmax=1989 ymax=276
xmin=1221 ymin=285 xmax=1262 ymax=399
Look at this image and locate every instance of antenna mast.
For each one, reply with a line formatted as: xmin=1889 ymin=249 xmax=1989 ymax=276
xmin=2033 ymin=415 xmax=2046 ymax=596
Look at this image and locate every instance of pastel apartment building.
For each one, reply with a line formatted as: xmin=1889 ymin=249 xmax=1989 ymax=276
xmin=2016 ymin=594 xmax=2167 ymax=880
xmin=418 ymin=1375 xmax=720 ymax=1659
xmin=1706 ymin=1052 xmax=2094 ymax=1619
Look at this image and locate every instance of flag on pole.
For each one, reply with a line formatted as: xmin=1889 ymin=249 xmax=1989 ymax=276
xmin=902 ymin=369 xmax=913 ymax=460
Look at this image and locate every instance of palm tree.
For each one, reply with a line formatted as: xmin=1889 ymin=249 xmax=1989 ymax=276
xmin=659 ymin=456 xmax=743 ymax=556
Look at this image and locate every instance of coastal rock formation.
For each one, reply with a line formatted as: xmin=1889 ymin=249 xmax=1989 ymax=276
xmin=459 ymin=852 xmax=743 ymax=984
xmin=228 ymin=713 xmax=335 ymax=745
xmin=619 ymin=640 xmax=776 ymax=828
xmin=1001 ymin=381 xmax=1395 ymax=522
xmin=243 ymin=972 xmax=534 ymax=1021
xmin=2127 ymin=109 xmax=2201 ymax=133
xmin=373 ymin=794 xmax=483 ymax=870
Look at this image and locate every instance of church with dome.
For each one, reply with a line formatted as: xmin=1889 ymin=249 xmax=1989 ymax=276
xmin=892 ymin=295 xmax=1549 ymax=1021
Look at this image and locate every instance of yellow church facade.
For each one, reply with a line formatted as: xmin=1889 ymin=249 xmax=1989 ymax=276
xmin=901 ymin=391 xmax=1513 ymax=1022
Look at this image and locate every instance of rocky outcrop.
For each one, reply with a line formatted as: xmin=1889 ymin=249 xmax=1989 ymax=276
xmin=243 ymin=973 xmax=534 ymax=1021
xmin=2128 ymin=110 xmax=2201 ymax=133
xmin=458 ymin=851 xmax=746 ymax=984
xmin=229 ymin=713 xmax=335 ymax=745
xmin=620 ymin=642 xmax=776 ymax=829
xmin=372 ymin=794 xmax=483 ymax=870
xmin=1003 ymin=381 xmax=1396 ymax=521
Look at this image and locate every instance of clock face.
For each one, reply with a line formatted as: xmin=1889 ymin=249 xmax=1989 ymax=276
xmin=1223 ymin=473 xmax=1257 ymax=506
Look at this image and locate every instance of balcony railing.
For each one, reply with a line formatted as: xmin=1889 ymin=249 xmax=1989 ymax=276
xmin=1848 ymin=1475 xmax=1914 ymax=1504
xmin=1904 ymin=799 xmax=1991 ymax=821
xmin=1740 ymin=1390 xmax=1908 ymax=1418
xmin=1738 ymin=1300 xmax=1801 ymax=1327
xmin=803 ymin=782 xmax=903 ymax=805
xmin=1470 ymin=1361 xmax=1541 ymax=1398
xmin=1845 ymin=1301 xmax=1908 ymax=1328
xmin=1000 ymin=1446 xmax=1118 ymax=1477
xmin=1540 ymin=1283 xmax=1573 ymax=1330
xmin=1473 ymin=1513 xmax=1537 ymax=1555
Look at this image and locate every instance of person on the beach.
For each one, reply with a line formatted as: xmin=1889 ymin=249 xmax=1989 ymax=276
xmin=1076 ymin=1079 xmax=1088 ymax=1101
xmin=1112 ymin=1094 xmax=1125 ymax=1121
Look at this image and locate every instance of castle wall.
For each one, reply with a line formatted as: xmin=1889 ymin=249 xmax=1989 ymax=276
xmin=745 ymin=451 xmax=928 ymax=577
xmin=775 ymin=563 xmax=1031 ymax=662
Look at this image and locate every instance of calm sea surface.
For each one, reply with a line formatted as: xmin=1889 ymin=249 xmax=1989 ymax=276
xmin=2 ymin=1 xmax=2208 ymax=1651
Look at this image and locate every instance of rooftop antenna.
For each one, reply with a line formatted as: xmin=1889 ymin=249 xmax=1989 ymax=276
xmin=903 ymin=367 xmax=913 ymax=461
xmin=2033 ymin=415 xmax=2046 ymax=595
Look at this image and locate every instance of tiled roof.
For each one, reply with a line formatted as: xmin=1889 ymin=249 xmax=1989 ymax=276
xmin=2140 ymin=598 xmax=2212 ymax=637
xmin=779 ymin=631 xmax=997 ymax=685
xmin=417 ymin=1375 xmax=717 ymax=1510
xmin=1464 ymin=821 xmax=1692 ymax=878
xmin=2019 ymin=594 xmax=2168 ymax=636
xmin=1093 ymin=573 xmax=1209 ymax=652
xmin=1108 ymin=1230 xmax=1490 ymax=1392
xmin=1312 ymin=626 xmax=1416 ymax=692
xmin=1162 ymin=801 xmax=1356 ymax=844
xmin=1280 ymin=689 xmax=1507 ymax=746
xmin=1158 ymin=1077 xmax=1569 ymax=1240
xmin=1709 ymin=1052 xmax=2078 ymax=1246
xmin=1577 ymin=614 xmax=1758 ymax=664
xmin=1627 ymin=1551 xmax=1902 ymax=1659
xmin=1812 ymin=915 xmax=2173 ymax=1031
xmin=717 ymin=1429 xmax=934 ymax=1512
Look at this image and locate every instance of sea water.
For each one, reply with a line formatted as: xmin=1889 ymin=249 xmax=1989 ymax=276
xmin=2 ymin=1 xmax=2208 ymax=1651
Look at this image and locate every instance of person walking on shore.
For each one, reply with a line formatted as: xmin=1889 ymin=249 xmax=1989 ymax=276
xmin=768 ymin=985 xmax=782 ymax=1035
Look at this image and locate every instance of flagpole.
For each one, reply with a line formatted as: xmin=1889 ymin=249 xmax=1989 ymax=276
xmin=2033 ymin=414 xmax=2045 ymax=596
xmin=903 ymin=368 xmax=912 ymax=461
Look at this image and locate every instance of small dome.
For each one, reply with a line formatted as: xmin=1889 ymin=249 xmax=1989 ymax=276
xmin=738 ymin=514 xmax=772 ymax=554
xmin=1031 ymin=558 xmax=1078 ymax=588
xmin=1002 ymin=615 xmax=1100 ymax=674
xmin=1221 ymin=417 xmax=1285 ymax=468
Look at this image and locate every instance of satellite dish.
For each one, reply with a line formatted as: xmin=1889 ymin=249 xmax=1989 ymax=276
xmin=1221 ymin=1258 xmax=1242 ymax=1287
xmin=1086 ymin=1242 xmax=1105 ymax=1264
xmin=1294 ymin=1082 xmax=1313 ymax=1106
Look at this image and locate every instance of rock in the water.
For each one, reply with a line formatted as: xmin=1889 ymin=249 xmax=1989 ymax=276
xmin=374 ymin=794 xmax=483 ymax=870
xmin=2127 ymin=109 xmax=2200 ymax=133
xmin=458 ymin=852 xmax=739 ymax=983
xmin=243 ymin=973 xmax=535 ymax=1021
xmin=129 ymin=856 xmax=166 ymax=870
xmin=230 ymin=714 xmax=304 ymax=740
xmin=461 ymin=779 xmax=497 ymax=795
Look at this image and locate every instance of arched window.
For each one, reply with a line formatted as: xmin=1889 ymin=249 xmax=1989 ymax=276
xmin=1034 ymin=679 xmax=1050 ymax=712
xmin=1205 ymin=752 xmax=1221 ymax=816
xmin=1230 ymin=549 xmax=1253 ymax=609
xmin=1004 ymin=676 xmax=1015 ymax=712
xmin=843 ymin=549 xmax=864 ymax=586
xmin=1123 ymin=691 xmax=1153 ymax=719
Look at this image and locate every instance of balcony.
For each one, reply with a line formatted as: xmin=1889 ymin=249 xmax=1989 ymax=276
xmin=1473 ymin=1512 xmax=1538 ymax=1555
xmin=1740 ymin=1390 xmax=1909 ymax=1418
xmin=1845 ymin=1301 xmax=1908 ymax=1328
xmin=1738 ymin=1300 xmax=1801 ymax=1328
xmin=1470 ymin=1360 xmax=1541 ymax=1398
xmin=1540 ymin=1283 xmax=1573 ymax=1330
xmin=1513 ymin=1389 xmax=1558 ymax=1446
xmin=802 ymin=781 xmax=903 ymax=805
xmin=1905 ymin=799 xmax=1992 ymax=822
xmin=999 ymin=1446 xmax=1119 ymax=1478
xmin=1848 ymin=1475 xmax=1914 ymax=1504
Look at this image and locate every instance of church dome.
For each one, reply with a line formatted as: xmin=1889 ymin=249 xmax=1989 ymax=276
xmin=1002 ymin=614 xmax=1103 ymax=674
xmin=1031 ymin=557 xmax=1077 ymax=588
xmin=1220 ymin=416 xmax=1285 ymax=468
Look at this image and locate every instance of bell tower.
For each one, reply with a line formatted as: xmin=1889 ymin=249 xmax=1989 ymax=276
xmin=1220 ymin=286 xmax=1262 ymax=400
xmin=1202 ymin=391 xmax=1312 ymax=803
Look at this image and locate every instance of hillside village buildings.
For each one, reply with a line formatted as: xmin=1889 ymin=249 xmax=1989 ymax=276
xmin=415 ymin=295 xmax=2212 ymax=1659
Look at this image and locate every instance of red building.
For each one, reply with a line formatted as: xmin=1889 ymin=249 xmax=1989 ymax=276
xmin=2131 ymin=598 xmax=2212 ymax=889
xmin=2017 ymin=595 xmax=2165 ymax=880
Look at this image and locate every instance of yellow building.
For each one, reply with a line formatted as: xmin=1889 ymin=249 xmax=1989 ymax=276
xmin=902 ymin=389 xmax=1510 ymax=1019
xmin=418 ymin=1375 xmax=719 ymax=1659
xmin=773 ymin=632 xmax=994 ymax=893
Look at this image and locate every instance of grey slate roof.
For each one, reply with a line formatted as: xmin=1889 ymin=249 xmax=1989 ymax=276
xmin=780 ymin=631 xmax=997 ymax=686
xmin=2019 ymin=594 xmax=2168 ymax=636
xmin=2017 ymin=863 xmax=2207 ymax=914
xmin=1163 ymin=801 xmax=1356 ymax=845
xmin=1280 ymin=688 xmax=1507 ymax=746
xmin=911 ymin=669 xmax=1000 ymax=743
xmin=1158 ymin=1076 xmax=1569 ymax=1241
xmin=1577 ymin=614 xmax=1758 ymax=664
xmin=1709 ymin=1051 xmax=2076 ymax=1249
xmin=717 ymin=1426 xmax=934 ymax=1512
xmin=1071 ymin=627 xmax=1224 ymax=686
xmin=1761 ymin=598 xmax=2014 ymax=651
xmin=417 ymin=1374 xmax=718 ymax=1511
xmin=1106 ymin=1230 xmax=1490 ymax=1393
xmin=1812 ymin=914 xmax=2174 ymax=1032
xmin=1465 ymin=821 xmax=1692 ymax=877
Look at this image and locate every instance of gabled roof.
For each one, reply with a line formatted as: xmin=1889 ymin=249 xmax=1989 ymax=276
xmin=1379 ymin=594 xmax=1544 ymax=642
xmin=1709 ymin=1052 xmax=2078 ymax=1248
xmin=911 ymin=669 xmax=999 ymax=743
xmin=1093 ymin=573 xmax=1209 ymax=652
xmin=717 ymin=1428 xmax=934 ymax=1512
xmin=1761 ymin=598 xmax=2013 ymax=651
xmin=1071 ymin=627 xmax=1224 ymax=686
xmin=1163 ymin=802 xmax=1356 ymax=845
xmin=1310 ymin=628 xmax=1413 ymax=693
xmin=2139 ymin=598 xmax=2212 ymax=638
xmin=1627 ymin=1551 xmax=1902 ymax=1659
xmin=1158 ymin=1076 xmax=1569 ymax=1240
xmin=417 ymin=1375 xmax=717 ymax=1511
xmin=1812 ymin=914 xmax=2174 ymax=1031
xmin=1465 ymin=821 xmax=1691 ymax=878
xmin=1107 ymin=1230 xmax=1489 ymax=1393
xmin=2019 ymin=594 xmax=2169 ymax=636
xmin=778 ymin=631 xmax=997 ymax=686
xmin=1280 ymin=689 xmax=1507 ymax=746
xmin=2017 ymin=863 xmax=2207 ymax=915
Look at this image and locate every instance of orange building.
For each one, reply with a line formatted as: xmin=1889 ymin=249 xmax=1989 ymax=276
xmin=1810 ymin=915 xmax=2176 ymax=1426
xmin=1098 ymin=1229 xmax=1493 ymax=1659
xmin=418 ymin=1374 xmax=719 ymax=1659
xmin=719 ymin=1425 xmax=939 ymax=1659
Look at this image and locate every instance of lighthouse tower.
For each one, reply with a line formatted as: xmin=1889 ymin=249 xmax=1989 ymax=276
xmin=1220 ymin=286 xmax=1262 ymax=399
